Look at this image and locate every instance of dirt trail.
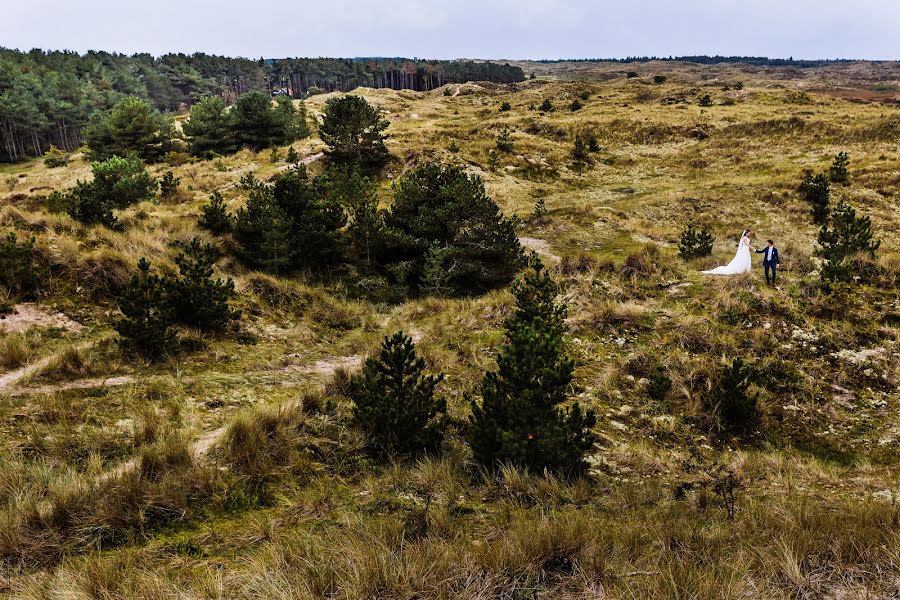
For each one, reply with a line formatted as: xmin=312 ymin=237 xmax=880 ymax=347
xmin=217 ymin=152 xmax=324 ymax=193
xmin=0 ymin=338 xmax=102 ymax=393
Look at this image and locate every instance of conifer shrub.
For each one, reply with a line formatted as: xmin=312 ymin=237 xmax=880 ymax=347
xmin=199 ymin=192 xmax=232 ymax=235
xmin=569 ymin=99 xmax=583 ymax=111
xmin=468 ymin=256 xmax=597 ymax=476
xmin=320 ymin=95 xmax=390 ymax=167
xmin=678 ymin=222 xmax=715 ymax=259
xmin=114 ymin=258 xmax=175 ymax=359
xmin=496 ymin=127 xmax=514 ymax=153
xmin=829 ymin=151 xmax=850 ymax=184
xmin=349 ymin=331 xmax=447 ymax=457
xmin=43 ymin=145 xmax=69 ymax=168
xmin=539 ymin=98 xmax=554 ymax=112
xmin=167 ymin=238 xmax=239 ymax=331
xmin=653 ymin=75 xmax=667 ymax=84
xmin=817 ymin=200 xmax=880 ymax=285
xmin=159 ymin=171 xmax=180 ymax=198
xmin=0 ymin=232 xmax=42 ymax=299
xmin=703 ymin=358 xmax=758 ymax=435
xmin=647 ymin=365 xmax=672 ymax=401
xmin=381 ymin=163 xmax=523 ymax=295
xmin=800 ymin=172 xmax=831 ymax=225
xmin=499 ymin=101 xmax=512 ymax=112
xmin=572 ymin=136 xmax=590 ymax=168
xmin=286 ymin=146 xmax=300 ymax=164
xmin=698 ymin=94 xmax=713 ymax=107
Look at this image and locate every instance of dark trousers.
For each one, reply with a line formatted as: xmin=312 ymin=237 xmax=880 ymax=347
xmin=764 ymin=263 xmax=777 ymax=284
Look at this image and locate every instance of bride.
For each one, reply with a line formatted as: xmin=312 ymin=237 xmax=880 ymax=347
xmin=702 ymin=229 xmax=753 ymax=275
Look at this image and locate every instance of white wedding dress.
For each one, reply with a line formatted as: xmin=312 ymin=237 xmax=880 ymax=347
xmin=702 ymin=234 xmax=752 ymax=275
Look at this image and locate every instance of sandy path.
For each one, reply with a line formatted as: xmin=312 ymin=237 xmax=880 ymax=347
xmin=0 ymin=338 xmax=103 ymax=393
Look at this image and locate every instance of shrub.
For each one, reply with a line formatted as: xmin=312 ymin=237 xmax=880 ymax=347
xmin=539 ymin=98 xmax=554 ymax=112
xmin=496 ymin=126 xmax=514 ymax=153
xmin=499 ymin=101 xmax=512 ymax=112
xmin=572 ymin=136 xmax=590 ymax=169
xmin=703 ymin=358 xmax=758 ymax=435
xmin=469 ymin=257 xmax=597 ymax=476
xmin=319 ymin=95 xmax=390 ymax=167
xmin=800 ymin=173 xmax=830 ymax=225
xmin=487 ymin=149 xmax=499 ymax=171
xmin=84 ymin=96 xmax=177 ymax=162
xmin=199 ymin=192 xmax=232 ymax=235
xmin=647 ymin=365 xmax=672 ymax=401
xmin=114 ymin=258 xmax=175 ymax=359
xmin=653 ymin=75 xmax=667 ymax=84
xmin=626 ymin=71 xmax=639 ymax=78
xmin=230 ymin=91 xmax=293 ymax=151
xmin=698 ymin=94 xmax=713 ymax=107
xmin=349 ymin=331 xmax=447 ymax=456
xmin=817 ymin=200 xmax=880 ymax=285
xmin=532 ymin=197 xmax=548 ymax=220
xmin=159 ymin=171 xmax=180 ymax=198
xmin=569 ymin=99 xmax=583 ymax=111
xmin=678 ymin=222 xmax=715 ymax=259
xmin=829 ymin=151 xmax=850 ymax=184
xmin=0 ymin=232 xmax=41 ymax=299
xmin=579 ymin=90 xmax=591 ymax=100
xmin=52 ymin=156 xmax=157 ymax=227
xmin=586 ymin=134 xmax=600 ymax=152
xmin=167 ymin=238 xmax=239 ymax=331
xmin=286 ymin=146 xmax=300 ymax=164
xmin=421 ymin=243 xmax=453 ymax=297
xmin=382 ymin=163 xmax=523 ymax=294
xmin=43 ymin=145 xmax=69 ymax=168
xmin=269 ymin=147 xmax=280 ymax=163
xmin=183 ymin=96 xmax=237 ymax=158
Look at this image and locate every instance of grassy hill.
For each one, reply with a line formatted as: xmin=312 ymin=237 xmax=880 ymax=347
xmin=0 ymin=67 xmax=898 ymax=598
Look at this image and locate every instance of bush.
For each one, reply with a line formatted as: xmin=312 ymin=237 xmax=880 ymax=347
xmin=698 ymin=94 xmax=713 ymax=107
xmin=349 ymin=331 xmax=447 ymax=456
xmin=829 ymin=151 xmax=850 ymax=184
xmin=319 ymin=95 xmax=390 ymax=167
xmin=167 ymin=238 xmax=239 ymax=331
xmin=382 ymin=163 xmax=523 ymax=294
xmin=539 ymin=98 xmax=554 ymax=112
xmin=496 ymin=126 xmax=514 ymax=153
xmin=703 ymin=358 xmax=758 ymax=435
xmin=51 ymin=156 xmax=157 ymax=227
xmin=586 ymin=134 xmax=600 ymax=152
xmin=43 ymin=145 xmax=69 ymax=168
xmin=499 ymin=101 xmax=512 ymax=112
xmin=817 ymin=200 xmax=880 ymax=285
xmin=286 ymin=146 xmax=300 ymax=164
xmin=647 ymin=365 xmax=672 ymax=401
xmin=232 ymin=166 xmax=346 ymax=272
xmin=0 ymin=231 xmax=41 ymax=299
xmin=800 ymin=173 xmax=830 ymax=225
xmin=159 ymin=171 xmax=180 ymax=198
xmin=569 ymin=99 xmax=583 ymax=111
xmin=572 ymin=136 xmax=590 ymax=169
xmin=114 ymin=258 xmax=175 ymax=359
xmin=183 ymin=96 xmax=237 ymax=158
xmin=199 ymin=192 xmax=232 ymax=235
xmin=84 ymin=96 xmax=177 ymax=162
xmin=469 ymin=257 xmax=597 ymax=476
xmin=678 ymin=222 xmax=715 ymax=259
xmin=653 ymin=75 xmax=667 ymax=84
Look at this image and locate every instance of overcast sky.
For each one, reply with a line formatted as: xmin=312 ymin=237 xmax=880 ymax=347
xmin=4 ymin=0 xmax=899 ymax=60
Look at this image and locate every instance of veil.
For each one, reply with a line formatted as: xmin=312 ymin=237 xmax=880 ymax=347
xmin=737 ymin=229 xmax=748 ymax=249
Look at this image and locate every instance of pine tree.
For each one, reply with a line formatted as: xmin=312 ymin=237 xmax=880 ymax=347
xmin=167 ymin=238 xmax=239 ymax=331
xmin=539 ymin=98 xmax=554 ymax=112
xmin=703 ymin=358 xmax=758 ymax=435
xmin=495 ymin=127 xmax=514 ymax=153
xmin=159 ymin=171 xmax=180 ymax=198
xmin=487 ymin=149 xmax=500 ymax=172
xmin=421 ymin=243 xmax=452 ymax=297
xmin=0 ymin=232 xmax=41 ymax=299
xmin=231 ymin=91 xmax=281 ymax=151
xmin=800 ymin=173 xmax=830 ymax=225
xmin=499 ymin=101 xmax=512 ymax=112
xmin=43 ymin=145 xmax=69 ymax=168
xmin=586 ymin=134 xmax=601 ymax=152
xmin=647 ymin=365 xmax=672 ymax=401
xmin=532 ymin=197 xmax=548 ymax=220
xmin=817 ymin=200 xmax=880 ymax=285
xmin=85 ymin=96 xmax=177 ymax=162
xmin=183 ymin=96 xmax=237 ymax=158
xmin=285 ymin=146 xmax=300 ymax=164
xmin=114 ymin=258 xmax=175 ymax=359
xmin=698 ymin=94 xmax=713 ymax=107
xmin=572 ymin=136 xmax=590 ymax=170
xmin=569 ymin=98 xmax=583 ymax=111
xmin=199 ymin=192 xmax=232 ymax=235
xmin=53 ymin=156 xmax=157 ymax=227
xmin=319 ymin=95 xmax=390 ymax=167
xmin=678 ymin=222 xmax=714 ymax=259
xmin=468 ymin=256 xmax=597 ymax=476
xmin=349 ymin=331 xmax=447 ymax=456
xmin=232 ymin=187 xmax=297 ymax=273
xmin=829 ymin=151 xmax=850 ymax=185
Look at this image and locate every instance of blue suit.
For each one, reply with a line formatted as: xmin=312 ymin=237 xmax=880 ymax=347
xmin=755 ymin=245 xmax=780 ymax=284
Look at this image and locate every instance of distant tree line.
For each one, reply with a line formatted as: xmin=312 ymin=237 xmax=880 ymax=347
xmin=0 ymin=47 xmax=523 ymax=162
xmin=533 ymin=56 xmax=861 ymax=68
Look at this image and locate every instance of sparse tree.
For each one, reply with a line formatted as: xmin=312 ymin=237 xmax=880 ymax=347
xmin=800 ymin=172 xmax=830 ymax=225
xmin=495 ymin=127 xmax=514 ymax=153
xmin=199 ymin=192 xmax=232 ymax=235
xmin=285 ymin=146 xmax=300 ymax=164
xmin=678 ymin=222 xmax=715 ymax=259
xmin=167 ymin=238 xmax=239 ymax=331
xmin=499 ymin=101 xmax=512 ymax=112
xmin=539 ymin=98 xmax=554 ymax=112
xmin=159 ymin=171 xmax=180 ymax=198
xmin=817 ymin=200 xmax=880 ymax=285
xmin=85 ymin=96 xmax=177 ymax=162
xmin=829 ymin=151 xmax=850 ymax=185
xmin=468 ymin=256 xmax=597 ymax=475
xmin=114 ymin=258 xmax=175 ymax=359
xmin=569 ymin=98 xmax=583 ymax=111
xmin=319 ymin=95 xmax=390 ymax=167
xmin=183 ymin=96 xmax=236 ymax=158
xmin=703 ymin=358 xmax=758 ymax=435
xmin=349 ymin=331 xmax=447 ymax=456
xmin=0 ymin=232 xmax=41 ymax=300
xmin=698 ymin=94 xmax=713 ymax=107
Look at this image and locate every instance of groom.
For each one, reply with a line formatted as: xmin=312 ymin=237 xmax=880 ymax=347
xmin=755 ymin=239 xmax=780 ymax=285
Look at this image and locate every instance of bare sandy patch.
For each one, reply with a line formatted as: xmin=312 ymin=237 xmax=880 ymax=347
xmin=0 ymin=304 xmax=83 ymax=334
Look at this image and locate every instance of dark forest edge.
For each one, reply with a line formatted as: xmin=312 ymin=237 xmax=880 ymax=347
xmin=0 ymin=48 xmax=524 ymax=162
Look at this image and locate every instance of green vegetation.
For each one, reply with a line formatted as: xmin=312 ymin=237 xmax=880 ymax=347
xmin=85 ymin=96 xmax=177 ymax=162
xmin=0 ymin=232 xmax=41 ymax=300
xmin=829 ymin=150 xmax=850 ymax=184
xmin=495 ymin=126 xmax=514 ymax=153
xmin=319 ymin=95 xmax=390 ymax=167
xmin=703 ymin=358 xmax=758 ymax=436
xmin=469 ymin=258 xmax=597 ymax=475
xmin=114 ymin=258 xmax=175 ymax=358
xmin=350 ymin=331 xmax=447 ymax=456
xmin=167 ymin=238 xmax=239 ymax=331
xmin=678 ymin=222 xmax=715 ymax=259
xmin=817 ymin=200 xmax=880 ymax=285
xmin=800 ymin=172 xmax=831 ymax=224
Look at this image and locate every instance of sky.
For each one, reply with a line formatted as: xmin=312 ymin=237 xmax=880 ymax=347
xmin=3 ymin=0 xmax=899 ymax=60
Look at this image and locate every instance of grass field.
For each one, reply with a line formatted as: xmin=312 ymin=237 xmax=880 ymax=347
xmin=0 ymin=62 xmax=898 ymax=598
